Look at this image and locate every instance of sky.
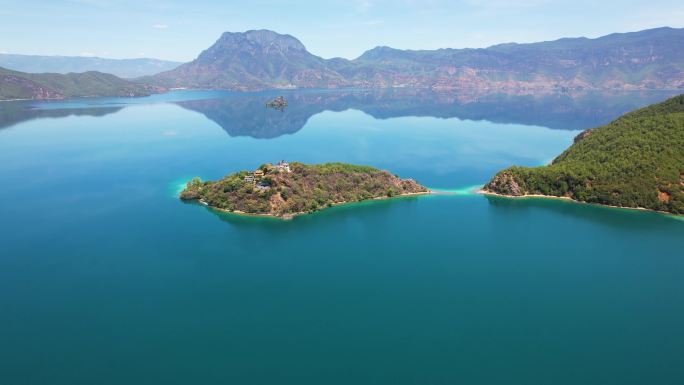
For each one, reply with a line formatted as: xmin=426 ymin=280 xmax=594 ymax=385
xmin=0 ymin=0 xmax=682 ymax=62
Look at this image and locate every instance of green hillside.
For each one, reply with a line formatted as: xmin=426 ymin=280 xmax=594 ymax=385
xmin=0 ymin=66 xmax=154 ymax=100
xmin=484 ymin=94 xmax=684 ymax=214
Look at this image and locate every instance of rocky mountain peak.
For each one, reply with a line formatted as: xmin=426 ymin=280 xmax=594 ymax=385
xmin=197 ymin=30 xmax=307 ymax=63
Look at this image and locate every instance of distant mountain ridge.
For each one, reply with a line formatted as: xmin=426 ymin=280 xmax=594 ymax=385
xmin=151 ymin=27 xmax=684 ymax=91
xmin=0 ymin=66 xmax=159 ymax=100
xmin=150 ymin=30 xmax=346 ymax=90
xmin=0 ymin=54 xmax=181 ymax=78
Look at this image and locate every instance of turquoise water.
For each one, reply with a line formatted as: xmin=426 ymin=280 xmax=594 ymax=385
xmin=0 ymin=89 xmax=682 ymax=385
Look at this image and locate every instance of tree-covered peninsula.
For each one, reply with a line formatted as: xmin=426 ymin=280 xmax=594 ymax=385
xmin=180 ymin=162 xmax=429 ymax=218
xmin=483 ymin=94 xmax=684 ymax=214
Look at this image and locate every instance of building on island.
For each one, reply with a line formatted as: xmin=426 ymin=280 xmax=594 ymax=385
xmin=243 ymin=163 xmax=288 ymax=187
xmin=275 ymin=160 xmax=291 ymax=173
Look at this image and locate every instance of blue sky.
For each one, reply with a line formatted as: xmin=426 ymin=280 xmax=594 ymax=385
xmin=0 ymin=0 xmax=682 ymax=61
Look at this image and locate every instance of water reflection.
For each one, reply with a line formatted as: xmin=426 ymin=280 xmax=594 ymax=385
xmin=0 ymin=89 xmax=678 ymax=136
xmin=176 ymin=95 xmax=320 ymax=139
xmin=0 ymin=102 xmax=123 ymax=130
xmin=176 ymin=89 xmax=680 ymax=138
xmin=483 ymin=194 xmax=684 ymax=230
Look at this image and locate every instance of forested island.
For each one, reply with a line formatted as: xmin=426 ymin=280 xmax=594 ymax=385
xmin=483 ymin=94 xmax=684 ymax=215
xmin=180 ymin=162 xmax=429 ymax=218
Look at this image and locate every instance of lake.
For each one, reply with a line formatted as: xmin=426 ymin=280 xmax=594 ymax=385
xmin=0 ymin=89 xmax=683 ymax=385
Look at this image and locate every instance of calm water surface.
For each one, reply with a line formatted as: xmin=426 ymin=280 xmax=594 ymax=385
xmin=0 ymin=89 xmax=682 ymax=385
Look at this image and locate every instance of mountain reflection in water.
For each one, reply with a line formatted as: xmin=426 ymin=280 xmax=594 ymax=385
xmin=0 ymin=89 xmax=678 ymax=137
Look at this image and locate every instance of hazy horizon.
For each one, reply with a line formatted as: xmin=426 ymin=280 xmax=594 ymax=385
xmin=1 ymin=0 xmax=683 ymax=62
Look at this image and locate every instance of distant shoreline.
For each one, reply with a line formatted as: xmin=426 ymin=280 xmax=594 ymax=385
xmin=0 ymin=93 xmax=149 ymax=103
xmin=3 ymin=87 xmax=682 ymax=104
xmin=0 ymin=98 xmax=37 ymax=102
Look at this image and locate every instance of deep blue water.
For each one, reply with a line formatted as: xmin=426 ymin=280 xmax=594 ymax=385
xmin=0 ymin=89 xmax=682 ymax=385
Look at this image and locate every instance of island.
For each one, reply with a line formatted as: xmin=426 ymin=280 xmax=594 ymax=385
xmin=482 ymin=94 xmax=684 ymax=215
xmin=180 ymin=161 xmax=429 ymax=219
xmin=266 ymin=96 xmax=288 ymax=110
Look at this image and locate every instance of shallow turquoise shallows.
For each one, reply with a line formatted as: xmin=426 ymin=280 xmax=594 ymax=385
xmin=0 ymin=89 xmax=682 ymax=385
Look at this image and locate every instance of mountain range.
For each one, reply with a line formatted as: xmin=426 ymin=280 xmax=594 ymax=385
xmin=2 ymin=27 xmax=682 ymax=100
xmin=0 ymin=54 xmax=181 ymax=78
xmin=150 ymin=27 xmax=684 ymax=91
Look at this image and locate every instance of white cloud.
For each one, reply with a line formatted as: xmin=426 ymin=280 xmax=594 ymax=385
xmin=79 ymin=52 xmax=96 ymax=57
xmin=153 ymin=24 xmax=168 ymax=29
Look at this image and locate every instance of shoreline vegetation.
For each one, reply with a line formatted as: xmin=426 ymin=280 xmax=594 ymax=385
xmin=482 ymin=94 xmax=684 ymax=215
xmin=180 ymin=162 xmax=430 ymax=219
xmin=478 ymin=189 xmax=684 ymax=218
xmin=197 ymin=191 xmax=431 ymax=220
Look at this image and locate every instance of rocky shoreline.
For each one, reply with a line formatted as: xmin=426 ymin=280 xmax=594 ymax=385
xmin=196 ymin=190 xmax=431 ymax=220
xmin=478 ymin=188 xmax=683 ymax=217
